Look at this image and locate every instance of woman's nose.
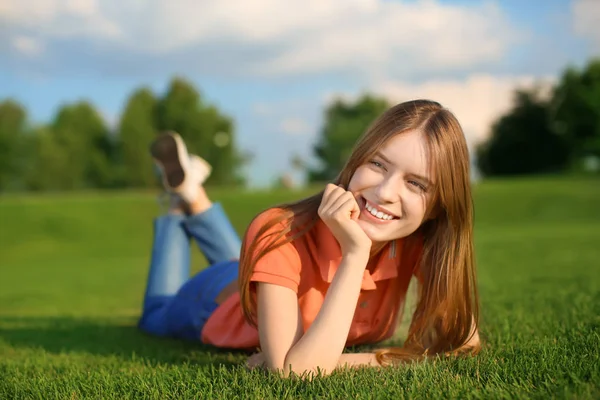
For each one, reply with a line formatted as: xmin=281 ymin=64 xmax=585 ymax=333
xmin=375 ymin=177 xmax=401 ymax=204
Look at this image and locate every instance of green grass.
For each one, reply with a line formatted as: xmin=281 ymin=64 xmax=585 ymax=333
xmin=1 ymin=177 xmax=599 ymax=399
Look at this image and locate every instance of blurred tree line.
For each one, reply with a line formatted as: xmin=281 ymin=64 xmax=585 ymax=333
xmin=0 ymin=77 xmax=246 ymax=192
xmin=477 ymin=59 xmax=600 ymax=176
xmin=1 ymin=59 xmax=598 ymax=192
xmin=309 ymin=58 xmax=600 ymax=181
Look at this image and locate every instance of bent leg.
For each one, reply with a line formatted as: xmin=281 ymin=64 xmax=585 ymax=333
xmin=183 ymin=203 xmax=242 ymax=265
xmin=138 ymin=214 xmax=190 ymax=336
xmin=161 ymin=259 xmax=240 ymax=340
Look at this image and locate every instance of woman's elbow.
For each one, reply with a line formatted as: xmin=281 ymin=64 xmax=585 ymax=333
xmin=261 ymin=349 xmax=337 ymax=378
xmin=276 ymin=356 xmax=335 ymax=379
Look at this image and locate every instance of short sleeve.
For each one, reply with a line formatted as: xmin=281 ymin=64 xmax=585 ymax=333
xmin=244 ymin=208 xmax=302 ymax=293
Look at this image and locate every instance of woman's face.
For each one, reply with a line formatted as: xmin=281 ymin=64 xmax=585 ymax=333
xmin=348 ymin=129 xmax=434 ymax=244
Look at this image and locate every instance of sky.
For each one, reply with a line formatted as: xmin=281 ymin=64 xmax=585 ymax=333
xmin=1 ymin=0 xmax=599 ymax=187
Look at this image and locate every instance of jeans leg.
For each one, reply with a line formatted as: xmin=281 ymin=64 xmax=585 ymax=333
xmin=162 ymin=259 xmax=240 ymax=340
xmin=183 ymin=203 xmax=242 ymax=265
xmin=138 ymin=214 xmax=190 ymax=336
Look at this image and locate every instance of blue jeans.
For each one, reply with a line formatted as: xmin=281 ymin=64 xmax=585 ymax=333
xmin=138 ymin=203 xmax=241 ymax=340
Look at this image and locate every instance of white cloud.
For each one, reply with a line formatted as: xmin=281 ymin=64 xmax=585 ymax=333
xmin=254 ymin=1 xmax=517 ymax=78
xmin=1 ymin=0 xmax=121 ymax=40
xmin=11 ymin=36 xmax=44 ymax=56
xmin=330 ymin=74 xmax=555 ymax=145
xmin=280 ymin=117 xmax=311 ymax=136
xmin=0 ymin=0 xmax=520 ymax=78
xmin=572 ymin=0 xmax=600 ymax=51
xmin=65 ymin=0 xmax=97 ymax=17
xmin=252 ymin=102 xmax=272 ymax=116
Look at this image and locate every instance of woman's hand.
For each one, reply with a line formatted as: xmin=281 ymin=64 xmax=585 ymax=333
xmin=318 ymin=183 xmax=372 ymax=257
xmin=246 ymin=352 xmax=266 ymax=370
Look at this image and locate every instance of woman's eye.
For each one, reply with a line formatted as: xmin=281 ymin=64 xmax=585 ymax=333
xmin=409 ymin=180 xmax=427 ymax=192
xmin=369 ymin=160 xmax=384 ymax=169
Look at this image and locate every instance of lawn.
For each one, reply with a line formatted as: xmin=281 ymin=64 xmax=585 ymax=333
xmin=0 ymin=177 xmax=599 ymax=399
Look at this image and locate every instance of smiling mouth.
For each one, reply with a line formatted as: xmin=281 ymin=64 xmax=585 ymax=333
xmin=361 ymin=197 xmax=400 ymax=221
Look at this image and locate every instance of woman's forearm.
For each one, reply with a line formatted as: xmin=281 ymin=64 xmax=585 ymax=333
xmin=283 ymin=252 xmax=368 ymax=376
xmin=337 ymin=353 xmax=380 ymax=368
xmin=248 ymin=352 xmax=380 ymax=372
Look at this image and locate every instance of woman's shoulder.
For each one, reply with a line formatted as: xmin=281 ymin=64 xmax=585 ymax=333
xmin=248 ymin=207 xmax=287 ymax=230
xmin=251 ymin=207 xmax=287 ymax=224
xmin=244 ymin=207 xmax=291 ymax=242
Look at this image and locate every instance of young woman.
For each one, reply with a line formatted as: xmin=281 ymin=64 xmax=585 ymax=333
xmin=138 ymin=99 xmax=481 ymax=377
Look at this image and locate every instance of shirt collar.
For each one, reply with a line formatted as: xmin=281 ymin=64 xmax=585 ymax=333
xmin=314 ymin=220 xmax=401 ymax=291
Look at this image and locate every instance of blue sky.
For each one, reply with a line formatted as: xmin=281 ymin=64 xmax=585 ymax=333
xmin=1 ymin=0 xmax=598 ymax=187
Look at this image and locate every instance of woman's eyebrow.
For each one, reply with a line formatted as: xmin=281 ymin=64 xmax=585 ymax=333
xmin=375 ymin=151 xmax=394 ymax=165
xmin=375 ymin=151 xmax=433 ymax=186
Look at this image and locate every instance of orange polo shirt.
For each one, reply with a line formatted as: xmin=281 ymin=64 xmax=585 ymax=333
xmin=201 ymin=208 xmax=422 ymax=349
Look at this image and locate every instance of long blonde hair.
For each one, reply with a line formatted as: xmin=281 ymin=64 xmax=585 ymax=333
xmin=239 ymin=99 xmax=480 ymax=364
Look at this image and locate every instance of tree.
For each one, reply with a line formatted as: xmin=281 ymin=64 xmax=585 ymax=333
xmin=118 ymin=87 xmax=158 ymax=187
xmin=156 ymin=77 xmax=246 ymax=186
xmin=477 ymin=89 xmax=569 ymax=176
xmin=0 ymin=100 xmax=27 ymax=191
xmin=26 ymin=101 xmax=114 ymax=190
xmin=24 ymin=126 xmax=71 ymax=191
xmin=309 ymin=95 xmax=389 ymax=182
xmin=199 ymin=107 xmax=246 ymax=186
xmin=55 ymin=101 xmax=115 ymax=189
xmin=550 ymin=58 xmax=600 ymax=163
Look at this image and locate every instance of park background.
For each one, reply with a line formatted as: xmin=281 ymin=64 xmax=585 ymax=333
xmin=1 ymin=0 xmax=599 ymax=398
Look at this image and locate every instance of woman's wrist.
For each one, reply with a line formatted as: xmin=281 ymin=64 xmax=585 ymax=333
xmin=341 ymin=250 xmax=370 ymax=267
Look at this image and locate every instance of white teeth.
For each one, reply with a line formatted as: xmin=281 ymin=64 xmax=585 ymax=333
xmin=365 ymin=202 xmax=394 ymax=221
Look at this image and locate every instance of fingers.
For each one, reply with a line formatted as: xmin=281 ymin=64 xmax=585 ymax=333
xmin=329 ymin=191 xmax=357 ymax=215
xmin=246 ymin=352 xmax=264 ymax=370
xmin=323 ymin=184 xmax=348 ymax=204
xmin=319 ymin=183 xmax=360 ymax=221
xmin=319 ymin=184 xmax=348 ymax=214
xmin=331 ymin=197 xmax=361 ymax=221
xmin=321 ymin=183 xmax=342 ymax=206
xmin=319 ymin=183 xmax=342 ymax=215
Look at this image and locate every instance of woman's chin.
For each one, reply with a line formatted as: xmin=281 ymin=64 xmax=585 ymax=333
xmin=357 ymin=218 xmax=414 ymax=243
xmin=357 ymin=219 xmax=388 ymax=242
